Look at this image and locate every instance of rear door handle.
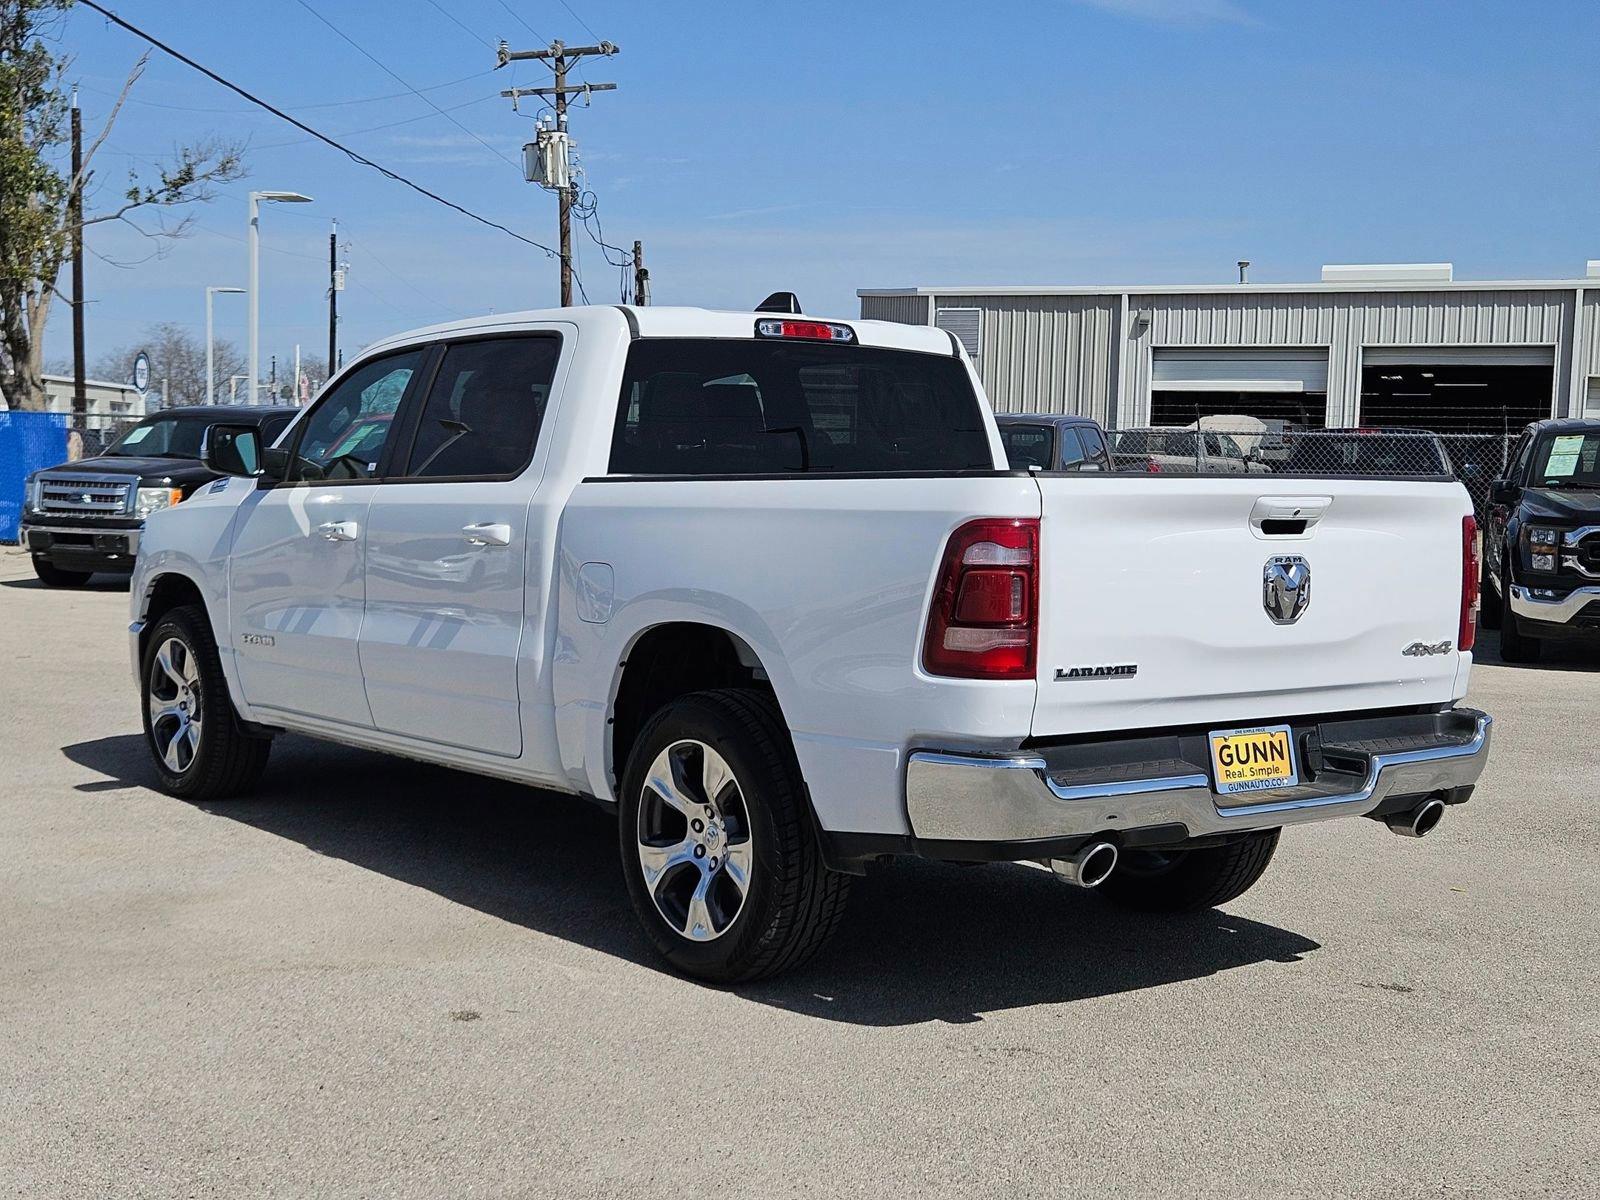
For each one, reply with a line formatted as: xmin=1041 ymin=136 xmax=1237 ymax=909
xmin=317 ymin=520 xmax=359 ymax=542
xmin=462 ymin=522 xmax=512 ymax=547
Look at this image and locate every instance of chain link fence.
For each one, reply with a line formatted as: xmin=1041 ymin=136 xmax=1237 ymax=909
xmin=1100 ymin=425 xmax=1519 ymax=520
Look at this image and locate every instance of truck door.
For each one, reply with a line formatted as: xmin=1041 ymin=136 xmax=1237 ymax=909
xmin=230 ymin=349 xmax=427 ymax=725
xmin=357 ymin=333 xmax=564 ymax=758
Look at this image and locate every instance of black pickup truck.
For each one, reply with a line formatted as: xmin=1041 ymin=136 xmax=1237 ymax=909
xmin=1480 ymin=418 xmax=1600 ymax=662
xmin=19 ymin=405 xmax=297 ymax=587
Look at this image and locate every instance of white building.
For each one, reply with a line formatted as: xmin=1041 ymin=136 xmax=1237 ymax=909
xmin=860 ymin=263 xmax=1600 ymax=434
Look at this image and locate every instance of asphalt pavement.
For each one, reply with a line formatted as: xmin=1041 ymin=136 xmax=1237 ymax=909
xmin=1 ymin=548 xmax=1596 ymax=1198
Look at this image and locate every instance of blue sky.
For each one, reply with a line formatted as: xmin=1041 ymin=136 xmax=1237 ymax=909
xmin=51 ymin=0 xmax=1600 ymax=371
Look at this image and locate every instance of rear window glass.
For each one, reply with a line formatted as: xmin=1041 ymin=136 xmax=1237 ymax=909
xmin=609 ymin=339 xmax=994 ymax=475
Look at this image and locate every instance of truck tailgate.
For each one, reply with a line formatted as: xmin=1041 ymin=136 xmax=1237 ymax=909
xmin=1031 ymin=476 xmax=1471 ymax=738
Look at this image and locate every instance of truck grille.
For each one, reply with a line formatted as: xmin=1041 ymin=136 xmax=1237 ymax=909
xmin=1573 ymin=531 xmax=1600 ymax=575
xmin=36 ymin=473 xmax=135 ymax=516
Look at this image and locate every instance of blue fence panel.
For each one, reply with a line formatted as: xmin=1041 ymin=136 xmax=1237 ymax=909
xmin=0 ymin=412 xmax=70 ymax=542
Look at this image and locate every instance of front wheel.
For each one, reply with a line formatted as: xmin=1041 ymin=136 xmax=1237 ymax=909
xmin=141 ymin=605 xmax=272 ymax=800
xmin=32 ymin=556 xmax=93 ymax=587
xmin=1496 ymin=561 xmax=1542 ymax=664
xmin=1096 ymin=829 xmax=1280 ymax=913
xmin=619 ymin=689 xmax=850 ymax=983
xmin=1478 ymin=554 xmax=1502 ymax=631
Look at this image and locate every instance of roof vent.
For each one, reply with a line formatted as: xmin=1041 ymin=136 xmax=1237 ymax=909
xmin=1587 ymin=260 xmax=1600 ymax=279
xmin=756 ymin=291 xmax=802 ymax=314
xmin=1320 ymin=263 xmax=1453 ymax=284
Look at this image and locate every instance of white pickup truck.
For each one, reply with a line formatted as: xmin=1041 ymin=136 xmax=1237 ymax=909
xmin=128 ymin=304 xmax=1493 ymax=981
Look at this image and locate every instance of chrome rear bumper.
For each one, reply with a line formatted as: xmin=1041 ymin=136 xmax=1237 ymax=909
xmin=905 ymin=710 xmax=1491 ymax=847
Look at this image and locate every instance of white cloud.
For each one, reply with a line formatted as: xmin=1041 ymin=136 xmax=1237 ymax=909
xmin=1072 ymin=0 xmax=1255 ymax=24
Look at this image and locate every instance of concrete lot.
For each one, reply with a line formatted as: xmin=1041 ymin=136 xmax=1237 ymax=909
xmin=1 ymin=548 xmax=1596 ymax=1199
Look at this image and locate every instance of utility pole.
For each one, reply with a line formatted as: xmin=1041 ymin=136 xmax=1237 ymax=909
xmin=497 ymin=38 xmax=619 ymax=306
xmin=633 ymin=239 xmax=649 ymax=305
xmin=70 ymin=89 xmax=87 ymax=421
xmin=328 ymin=218 xmax=340 ymax=371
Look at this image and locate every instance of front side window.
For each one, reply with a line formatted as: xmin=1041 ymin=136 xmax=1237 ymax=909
xmin=402 ymin=336 xmax=560 ymax=479
xmin=1079 ymin=427 xmax=1109 ymax=468
xmin=1057 ymin=427 xmax=1087 ymax=469
xmin=290 ymin=350 xmax=423 ymax=481
xmin=609 ymin=339 xmax=994 ymax=475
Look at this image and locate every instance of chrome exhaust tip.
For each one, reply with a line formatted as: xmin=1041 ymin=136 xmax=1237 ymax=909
xmin=1048 ymin=840 xmax=1119 ymax=888
xmin=1384 ymin=797 xmax=1446 ymax=839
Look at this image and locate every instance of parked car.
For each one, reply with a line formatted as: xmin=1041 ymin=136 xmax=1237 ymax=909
xmin=19 ymin=405 xmax=299 ymax=586
xmin=1108 ymin=426 xmax=1258 ymax=473
xmin=1185 ymin=414 xmax=1291 ymax=469
xmin=1479 ymin=418 xmax=1600 ymax=662
xmin=993 ymin=413 xmax=1110 ymax=472
xmin=128 ymin=304 xmax=1492 ymax=982
xmin=1281 ymin=427 xmax=1454 ymax=477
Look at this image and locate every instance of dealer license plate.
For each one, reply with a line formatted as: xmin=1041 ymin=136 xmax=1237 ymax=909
xmin=1208 ymin=724 xmax=1299 ymax=796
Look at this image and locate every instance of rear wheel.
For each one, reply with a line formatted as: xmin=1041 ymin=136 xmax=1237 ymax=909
xmin=141 ymin=605 xmax=272 ymax=800
xmin=1096 ymin=829 xmax=1280 ymax=913
xmin=619 ymin=689 xmax=850 ymax=983
xmin=32 ymin=556 xmax=93 ymax=587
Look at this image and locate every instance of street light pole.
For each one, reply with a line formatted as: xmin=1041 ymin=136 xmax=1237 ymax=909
xmin=247 ymin=190 xmax=313 ymax=405
xmin=206 ymin=285 xmax=245 ymax=405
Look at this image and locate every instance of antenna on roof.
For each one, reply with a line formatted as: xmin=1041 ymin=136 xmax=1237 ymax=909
xmin=756 ymin=291 xmax=802 ymax=314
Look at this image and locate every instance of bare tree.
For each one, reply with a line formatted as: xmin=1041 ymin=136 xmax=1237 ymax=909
xmin=1 ymin=1 xmax=246 ymax=411
xmin=95 ymin=321 xmax=243 ymax=407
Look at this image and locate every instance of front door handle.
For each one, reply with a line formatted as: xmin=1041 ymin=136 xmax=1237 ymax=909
xmin=317 ymin=520 xmax=359 ymax=542
xmin=462 ymin=522 xmax=512 ymax=547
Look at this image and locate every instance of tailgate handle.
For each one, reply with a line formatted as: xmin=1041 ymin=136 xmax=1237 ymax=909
xmin=1250 ymin=495 xmax=1331 ymax=538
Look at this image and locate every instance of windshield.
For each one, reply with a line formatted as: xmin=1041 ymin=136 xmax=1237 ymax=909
xmin=609 ymin=339 xmax=995 ymax=475
xmin=105 ymin=415 xmax=210 ymax=459
xmin=998 ymin=424 xmax=1054 ymax=470
xmin=1532 ymin=431 xmax=1600 ymax=488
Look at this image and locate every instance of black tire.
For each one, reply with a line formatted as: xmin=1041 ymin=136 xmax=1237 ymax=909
xmin=32 ymin=556 xmax=93 ymax=587
xmin=1478 ymin=554 xmax=1502 ymax=631
xmin=618 ymin=689 xmax=850 ymax=983
xmin=1495 ymin=557 xmax=1541 ymax=663
xmin=140 ymin=604 xmax=271 ymax=800
xmin=1096 ymin=829 xmax=1280 ymax=913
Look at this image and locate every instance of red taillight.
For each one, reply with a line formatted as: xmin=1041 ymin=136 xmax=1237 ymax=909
xmin=1144 ymin=458 xmax=1163 ymax=474
xmin=922 ymin=518 xmax=1038 ymax=680
xmin=1460 ymin=514 xmax=1479 ymax=652
xmin=754 ymin=318 xmax=856 ymax=342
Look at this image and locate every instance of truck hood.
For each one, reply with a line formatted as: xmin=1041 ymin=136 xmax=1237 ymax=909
xmin=1519 ymin=487 xmax=1600 ymax=521
xmin=41 ymin=455 xmax=216 ymax=487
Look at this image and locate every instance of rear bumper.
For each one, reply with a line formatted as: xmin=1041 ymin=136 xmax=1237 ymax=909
xmin=1509 ymin=585 xmax=1600 ymax=629
xmin=20 ymin=522 xmax=140 ymax=571
xmin=901 ymin=707 xmax=1491 ymax=856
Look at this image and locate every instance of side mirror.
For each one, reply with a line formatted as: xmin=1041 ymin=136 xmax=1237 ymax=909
xmin=202 ymin=423 xmax=278 ymax=481
xmin=1489 ymin=478 xmax=1516 ymax=506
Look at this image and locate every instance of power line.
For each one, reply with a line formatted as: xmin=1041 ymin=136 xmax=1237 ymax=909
xmin=490 ymin=0 xmax=546 ymax=44
xmin=76 ymin=70 xmax=495 ymax=115
xmin=555 ymin=0 xmax=603 ymax=43
xmin=417 ymin=0 xmax=496 ymax=50
xmin=291 ymin=0 xmax=518 ymax=172
xmin=74 ymin=0 xmax=565 ymax=265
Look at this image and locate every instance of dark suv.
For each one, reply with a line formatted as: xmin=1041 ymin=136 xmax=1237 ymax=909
xmin=993 ymin=413 xmax=1111 ymax=472
xmin=20 ymin=405 xmax=297 ymax=586
xmin=1480 ymin=418 xmax=1600 ymax=662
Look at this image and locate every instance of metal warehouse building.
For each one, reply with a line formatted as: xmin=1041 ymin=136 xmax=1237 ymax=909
xmin=858 ymin=263 xmax=1600 ymax=434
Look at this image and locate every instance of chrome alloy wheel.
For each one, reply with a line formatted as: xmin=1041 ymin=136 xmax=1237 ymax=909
xmin=635 ymin=739 xmax=755 ymax=943
xmin=147 ymin=636 xmax=203 ymax=774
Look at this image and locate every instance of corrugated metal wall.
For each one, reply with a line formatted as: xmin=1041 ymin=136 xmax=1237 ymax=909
xmin=864 ymin=287 xmax=1590 ymax=424
xmin=935 ymin=295 xmax=1119 ymax=422
xmin=858 ymin=294 xmax=928 ymax=326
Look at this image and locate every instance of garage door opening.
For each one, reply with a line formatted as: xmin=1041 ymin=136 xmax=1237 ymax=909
xmin=1359 ymin=353 xmax=1552 ymax=435
xmin=1150 ymin=348 xmax=1328 ymax=427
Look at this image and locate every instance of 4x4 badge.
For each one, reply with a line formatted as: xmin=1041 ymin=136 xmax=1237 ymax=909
xmin=1402 ymin=640 xmax=1453 ymax=657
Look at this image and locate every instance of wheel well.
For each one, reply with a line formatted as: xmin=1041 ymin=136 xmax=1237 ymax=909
xmin=610 ymin=623 xmax=777 ymax=788
xmin=139 ymin=573 xmax=206 ymax=660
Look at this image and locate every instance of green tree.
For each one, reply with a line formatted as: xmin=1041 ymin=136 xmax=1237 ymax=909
xmin=1 ymin=0 xmax=245 ymax=411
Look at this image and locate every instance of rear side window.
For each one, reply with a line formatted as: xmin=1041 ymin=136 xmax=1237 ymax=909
xmin=609 ymin=339 xmax=994 ymax=475
xmin=999 ymin=424 xmax=1053 ymax=470
xmin=402 ymin=336 xmax=560 ymax=479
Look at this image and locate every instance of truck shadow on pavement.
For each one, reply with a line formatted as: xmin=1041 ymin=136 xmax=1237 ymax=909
xmin=64 ymin=731 xmax=1322 ymax=1026
xmin=1474 ymin=628 xmax=1600 ymax=672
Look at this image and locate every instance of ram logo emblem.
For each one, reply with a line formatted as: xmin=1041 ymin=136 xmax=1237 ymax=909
xmin=1263 ymin=556 xmax=1311 ymax=625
